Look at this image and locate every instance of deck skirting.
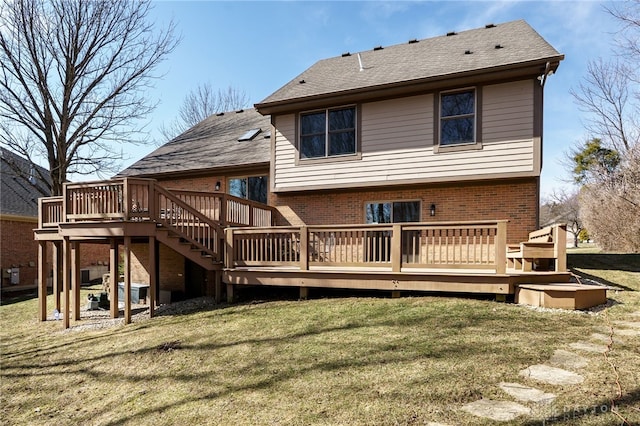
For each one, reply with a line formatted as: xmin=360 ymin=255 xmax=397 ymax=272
xmin=224 ymin=268 xmax=572 ymax=295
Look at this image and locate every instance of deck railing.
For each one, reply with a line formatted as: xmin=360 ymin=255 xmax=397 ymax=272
xmin=226 ymin=221 xmax=508 ymax=273
xmin=38 ymin=178 xmax=275 ymax=228
xmin=38 ymin=196 xmax=64 ymax=228
xmin=155 ymin=185 xmax=222 ymax=259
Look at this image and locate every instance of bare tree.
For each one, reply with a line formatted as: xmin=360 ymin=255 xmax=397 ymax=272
xmin=606 ymin=0 xmax=640 ymax=61
xmin=568 ymin=1 xmax=640 ymax=252
xmin=579 ymin=145 xmax=640 ymax=252
xmin=541 ymin=189 xmax=584 ymax=248
xmin=570 ymin=60 xmax=638 ymax=154
xmin=0 ymin=0 xmax=177 ymax=195
xmin=160 ymin=83 xmax=249 ymax=141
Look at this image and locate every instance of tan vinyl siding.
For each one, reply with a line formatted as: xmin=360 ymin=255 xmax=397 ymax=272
xmin=482 ymin=80 xmax=534 ymax=143
xmin=273 ymin=82 xmax=537 ymax=191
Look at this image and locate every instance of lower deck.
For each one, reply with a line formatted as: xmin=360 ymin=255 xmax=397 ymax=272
xmin=224 ymin=267 xmax=572 ymax=296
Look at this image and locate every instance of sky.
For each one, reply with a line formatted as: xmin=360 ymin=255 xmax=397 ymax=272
xmin=114 ymin=0 xmax=622 ymax=198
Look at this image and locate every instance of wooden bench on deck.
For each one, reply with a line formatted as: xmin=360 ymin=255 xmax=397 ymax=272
xmin=506 ymin=224 xmax=567 ymax=272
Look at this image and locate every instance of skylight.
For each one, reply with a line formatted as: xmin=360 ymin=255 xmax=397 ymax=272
xmin=238 ymin=128 xmax=261 ymax=142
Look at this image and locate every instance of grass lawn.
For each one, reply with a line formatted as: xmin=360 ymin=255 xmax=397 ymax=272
xmin=1 ymin=250 xmax=639 ymax=425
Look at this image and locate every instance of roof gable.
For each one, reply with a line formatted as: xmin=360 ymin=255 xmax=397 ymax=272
xmin=256 ymin=20 xmax=563 ymax=113
xmin=119 ymin=108 xmax=271 ymax=178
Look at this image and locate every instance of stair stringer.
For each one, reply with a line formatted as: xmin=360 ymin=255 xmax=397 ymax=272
xmin=155 ymin=227 xmax=223 ymax=271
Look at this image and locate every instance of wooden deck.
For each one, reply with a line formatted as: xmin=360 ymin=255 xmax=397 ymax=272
xmin=34 ymin=178 xmax=581 ymax=329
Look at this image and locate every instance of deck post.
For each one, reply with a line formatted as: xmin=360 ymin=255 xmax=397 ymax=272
xmin=124 ymin=236 xmax=132 ymax=324
xmin=299 ymin=286 xmax=309 ymax=300
xmin=391 ymin=290 xmax=401 ymax=298
xmin=123 ymin=178 xmax=130 ymax=220
xmin=299 ymin=226 xmax=309 ymax=270
xmin=554 ymin=224 xmax=567 ymax=272
xmin=205 ymin=270 xmax=215 ymax=298
xmin=62 ymin=237 xmax=70 ymax=329
xmin=148 ymin=236 xmax=156 ymax=318
xmin=391 ymin=224 xmax=402 ymax=273
xmin=37 ymin=241 xmax=48 ymax=321
xmin=109 ymin=239 xmax=119 ymax=318
xmin=225 ymin=228 xmax=234 ymax=268
xmin=226 ymin=283 xmax=234 ymax=304
xmin=495 ymin=221 xmax=507 ymax=274
xmin=147 ymin=180 xmax=156 ymax=221
xmin=53 ymin=242 xmax=62 ymax=311
xmin=219 ymin=195 xmax=227 ymax=226
xmin=214 ymin=271 xmax=222 ymax=303
xmin=71 ymin=241 xmax=80 ymax=321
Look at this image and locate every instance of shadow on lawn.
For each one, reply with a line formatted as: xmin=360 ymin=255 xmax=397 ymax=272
xmin=570 ymin=268 xmax=638 ymax=292
xmin=568 ymin=253 xmax=640 ymax=273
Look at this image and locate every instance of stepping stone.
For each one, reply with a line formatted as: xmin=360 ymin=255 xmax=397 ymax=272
xmin=498 ymin=382 xmax=556 ymax=404
xmin=590 ymin=333 xmax=623 ymax=344
xmin=519 ymin=364 xmax=584 ymax=385
xmin=614 ymin=321 xmax=640 ymax=329
xmin=462 ymin=399 xmax=531 ymax=421
xmin=548 ymin=349 xmax=589 ymax=370
xmin=617 ymin=328 xmax=640 ymax=337
xmin=569 ymin=341 xmax=608 ymax=353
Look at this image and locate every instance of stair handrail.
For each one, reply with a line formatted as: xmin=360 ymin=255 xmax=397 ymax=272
xmin=153 ymin=184 xmax=224 ymax=261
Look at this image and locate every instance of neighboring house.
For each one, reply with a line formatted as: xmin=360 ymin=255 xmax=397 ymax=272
xmin=1 ymin=148 xmax=50 ymax=288
xmin=36 ymin=20 xmax=586 ymax=327
xmin=1 ymin=148 xmax=110 ymax=290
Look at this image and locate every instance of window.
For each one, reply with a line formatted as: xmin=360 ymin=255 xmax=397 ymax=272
xmin=300 ymin=106 xmax=356 ymax=159
xmin=229 ymin=176 xmax=268 ymax=204
xmin=365 ymin=201 xmax=420 ymax=223
xmin=440 ymin=89 xmax=475 ymax=146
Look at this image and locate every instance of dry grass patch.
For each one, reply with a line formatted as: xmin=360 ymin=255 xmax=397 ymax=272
xmin=1 ymin=257 xmax=639 ymax=425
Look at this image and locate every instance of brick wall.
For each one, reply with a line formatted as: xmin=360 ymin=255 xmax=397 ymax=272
xmin=272 ymin=178 xmax=539 ymax=244
xmin=129 ymin=243 xmax=185 ymax=292
xmin=153 ymin=174 xmax=539 ymax=243
xmin=1 ymin=218 xmax=40 ymax=286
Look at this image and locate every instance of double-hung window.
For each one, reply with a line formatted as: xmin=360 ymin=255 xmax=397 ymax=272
xmin=300 ymin=106 xmax=356 ymax=159
xmin=439 ymin=89 xmax=476 ymax=146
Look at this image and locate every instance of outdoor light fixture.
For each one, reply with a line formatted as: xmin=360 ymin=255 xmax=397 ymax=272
xmin=215 ymin=181 xmax=221 ymax=191
xmin=430 ymin=204 xmax=436 ymax=216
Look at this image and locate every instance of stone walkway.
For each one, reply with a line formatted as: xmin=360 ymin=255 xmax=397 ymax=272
xmin=459 ymin=311 xmax=640 ymax=423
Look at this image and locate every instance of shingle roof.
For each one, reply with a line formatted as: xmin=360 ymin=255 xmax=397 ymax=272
xmin=256 ymin=20 xmax=563 ymax=112
xmin=118 ymin=108 xmax=271 ymax=177
xmin=0 ymin=148 xmax=51 ymax=217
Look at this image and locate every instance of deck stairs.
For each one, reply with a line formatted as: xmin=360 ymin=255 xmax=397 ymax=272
xmin=155 ymin=227 xmax=222 ymax=271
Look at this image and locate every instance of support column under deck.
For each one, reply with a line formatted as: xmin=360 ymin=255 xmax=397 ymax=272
xmin=226 ymin=283 xmax=234 ymax=304
xmin=123 ymin=236 xmax=132 ymax=324
xmin=148 ymin=236 xmax=156 ymax=318
xmin=62 ymin=238 xmax=70 ymax=329
xmin=109 ymin=239 xmax=119 ymax=319
xmin=38 ymin=241 xmax=47 ymax=321
xmin=53 ymin=242 xmax=62 ymax=311
xmin=72 ymin=242 xmax=80 ymax=321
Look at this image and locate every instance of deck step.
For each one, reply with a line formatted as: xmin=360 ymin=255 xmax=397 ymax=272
xmin=515 ymin=283 xmax=607 ymax=310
